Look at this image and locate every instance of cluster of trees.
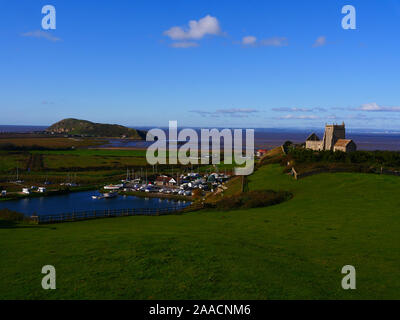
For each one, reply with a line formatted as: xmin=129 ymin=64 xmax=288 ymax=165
xmin=287 ymin=148 xmax=400 ymax=168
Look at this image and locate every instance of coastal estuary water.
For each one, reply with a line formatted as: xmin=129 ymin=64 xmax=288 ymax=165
xmin=100 ymin=131 xmax=400 ymax=151
xmin=0 ymin=191 xmax=191 ymax=217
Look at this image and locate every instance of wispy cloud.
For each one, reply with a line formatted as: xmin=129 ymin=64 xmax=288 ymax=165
xmin=260 ymin=37 xmax=288 ymax=47
xmin=242 ymin=36 xmax=257 ymax=46
xmin=41 ymin=100 xmax=55 ymax=105
xmin=21 ymin=30 xmax=61 ymax=42
xmin=190 ymin=108 xmax=259 ymax=118
xmin=313 ymin=36 xmax=326 ymax=47
xmin=278 ymin=114 xmax=320 ymax=120
xmin=272 ymin=107 xmax=326 ymax=112
xmin=164 ymin=15 xmax=222 ymax=41
xmin=216 ymin=108 xmax=258 ymax=114
xmin=241 ymin=36 xmax=288 ymax=47
xmin=169 ymin=41 xmax=199 ymax=48
xmin=356 ymin=102 xmax=400 ymax=112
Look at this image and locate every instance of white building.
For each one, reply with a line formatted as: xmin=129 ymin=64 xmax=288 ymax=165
xmin=38 ymin=187 xmax=46 ymax=193
xmin=22 ymin=188 xmax=30 ymax=194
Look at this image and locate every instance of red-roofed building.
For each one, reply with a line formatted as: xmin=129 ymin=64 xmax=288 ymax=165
xmin=256 ymin=149 xmax=268 ymax=157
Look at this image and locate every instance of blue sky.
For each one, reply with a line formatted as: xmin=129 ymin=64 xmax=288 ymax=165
xmin=1 ymin=0 xmax=400 ymax=129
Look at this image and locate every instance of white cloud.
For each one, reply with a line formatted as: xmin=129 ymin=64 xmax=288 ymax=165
xmin=242 ymin=36 xmax=257 ymax=46
xmin=241 ymin=36 xmax=288 ymax=47
xmin=164 ymin=15 xmax=222 ymax=40
xmin=21 ymin=30 xmax=61 ymax=42
xmin=169 ymin=41 xmax=199 ymax=48
xmin=356 ymin=102 xmax=400 ymax=112
xmin=358 ymin=102 xmax=382 ymax=111
xmin=313 ymin=36 xmax=326 ymax=47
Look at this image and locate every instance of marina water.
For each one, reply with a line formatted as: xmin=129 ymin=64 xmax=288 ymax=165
xmin=0 ymin=190 xmax=191 ymax=217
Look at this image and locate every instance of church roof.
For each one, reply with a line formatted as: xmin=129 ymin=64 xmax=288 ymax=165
xmin=334 ymin=139 xmax=353 ymax=147
xmin=306 ymin=133 xmax=320 ymax=141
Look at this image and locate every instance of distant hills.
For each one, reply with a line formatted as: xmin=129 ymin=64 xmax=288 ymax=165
xmin=46 ymin=118 xmax=147 ymax=139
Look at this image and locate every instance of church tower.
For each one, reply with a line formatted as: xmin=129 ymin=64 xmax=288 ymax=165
xmin=322 ymin=123 xmax=346 ymax=150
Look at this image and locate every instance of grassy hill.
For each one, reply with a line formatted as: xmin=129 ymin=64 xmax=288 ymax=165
xmin=46 ymin=118 xmax=146 ymax=139
xmin=0 ymin=165 xmax=399 ymax=299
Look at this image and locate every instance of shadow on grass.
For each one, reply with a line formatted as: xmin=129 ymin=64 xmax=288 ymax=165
xmin=0 ymin=220 xmax=53 ymax=229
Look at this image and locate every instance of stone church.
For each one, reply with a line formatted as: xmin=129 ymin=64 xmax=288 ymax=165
xmin=305 ymin=123 xmax=357 ymax=152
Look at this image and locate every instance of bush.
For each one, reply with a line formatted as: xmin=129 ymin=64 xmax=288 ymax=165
xmin=215 ymin=190 xmax=292 ymax=210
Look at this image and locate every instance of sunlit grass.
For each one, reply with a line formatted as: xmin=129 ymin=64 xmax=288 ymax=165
xmin=0 ymin=164 xmax=398 ymax=299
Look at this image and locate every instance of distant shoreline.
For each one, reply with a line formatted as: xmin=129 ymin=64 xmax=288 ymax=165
xmin=1 ymin=125 xmax=400 ymax=151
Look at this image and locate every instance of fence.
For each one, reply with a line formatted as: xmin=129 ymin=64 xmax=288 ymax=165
xmin=30 ymin=202 xmax=205 ymax=224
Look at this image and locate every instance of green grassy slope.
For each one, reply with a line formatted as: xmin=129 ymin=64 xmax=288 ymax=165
xmin=0 ymin=165 xmax=399 ymax=299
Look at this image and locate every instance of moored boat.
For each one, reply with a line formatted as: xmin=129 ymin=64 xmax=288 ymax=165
xmin=103 ymin=191 xmax=117 ymax=198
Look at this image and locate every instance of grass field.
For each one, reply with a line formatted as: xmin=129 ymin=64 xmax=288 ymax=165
xmin=0 ymin=151 xmax=30 ymax=173
xmin=0 ymin=149 xmax=158 ymax=184
xmin=42 ymin=154 xmax=148 ymax=170
xmin=0 ymin=164 xmax=398 ymax=299
xmin=0 ymin=148 xmax=236 ymax=186
xmin=32 ymin=149 xmax=149 ymax=170
xmin=31 ymin=149 xmax=148 ymax=157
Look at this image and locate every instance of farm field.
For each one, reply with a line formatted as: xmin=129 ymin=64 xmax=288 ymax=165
xmin=0 ymin=137 xmax=105 ymax=149
xmin=0 ymin=149 xmax=153 ymax=183
xmin=0 ymin=151 xmax=30 ymax=173
xmin=0 ymin=148 xmax=234 ymax=186
xmin=0 ymin=164 xmax=398 ymax=299
xmin=42 ymin=153 xmax=148 ymax=170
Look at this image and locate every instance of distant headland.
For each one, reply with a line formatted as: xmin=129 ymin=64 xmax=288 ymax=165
xmin=46 ymin=118 xmax=147 ymax=139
